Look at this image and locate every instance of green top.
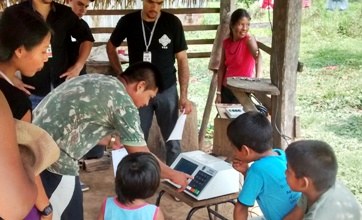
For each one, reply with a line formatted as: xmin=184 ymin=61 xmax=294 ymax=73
xmin=33 ymin=74 xmax=146 ymax=176
xmin=298 ymin=181 xmax=362 ymax=220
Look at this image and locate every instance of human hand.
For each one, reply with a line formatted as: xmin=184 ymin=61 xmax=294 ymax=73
xmin=12 ymin=77 xmax=35 ymax=96
xmin=232 ymin=159 xmax=249 ymax=176
xmin=179 ymin=97 xmax=192 ymax=114
xmin=169 ymin=170 xmax=193 ymax=192
xmin=60 ymin=64 xmax=82 ymax=80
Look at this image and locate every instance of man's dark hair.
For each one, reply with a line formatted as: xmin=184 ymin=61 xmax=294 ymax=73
xmin=121 ymin=62 xmax=164 ymax=92
xmin=227 ymin=111 xmax=273 ymax=153
xmin=286 ymin=140 xmax=337 ymax=192
xmin=115 ymin=152 xmax=160 ymax=204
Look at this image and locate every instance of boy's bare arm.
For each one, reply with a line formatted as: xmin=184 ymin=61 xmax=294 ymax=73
xmin=283 ymin=206 xmax=303 ymax=220
xmin=233 ymin=202 xmax=249 ymax=220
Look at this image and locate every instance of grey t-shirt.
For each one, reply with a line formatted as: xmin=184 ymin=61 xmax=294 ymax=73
xmin=298 ymin=181 xmax=362 ymax=220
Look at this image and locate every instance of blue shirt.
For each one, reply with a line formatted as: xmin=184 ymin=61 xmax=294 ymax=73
xmin=238 ymin=149 xmax=301 ymax=220
xmin=102 ymin=197 xmax=159 ymax=220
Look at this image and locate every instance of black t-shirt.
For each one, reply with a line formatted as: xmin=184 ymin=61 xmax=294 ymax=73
xmin=110 ymin=11 xmax=188 ymax=90
xmin=0 ymin=79 xmax=31 ymax=120
xmin=13 ymin=1 xmax=95 ymax=96
xmin=68 ymin=19 xmax=93 ymax=76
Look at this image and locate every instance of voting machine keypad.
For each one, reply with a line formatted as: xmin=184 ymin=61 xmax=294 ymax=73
xmin=186 ymin=170 xmax=212 ymax=196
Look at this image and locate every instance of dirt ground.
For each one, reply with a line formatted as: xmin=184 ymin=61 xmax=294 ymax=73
xmin=81 ymin=166 xmax=235 ymax=220
xmin=81 ymin=136 xmax=261 ymax=220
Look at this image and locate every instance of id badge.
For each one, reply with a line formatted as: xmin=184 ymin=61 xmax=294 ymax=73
xmin=143 ymin=51 xmax=152 ymax=62
xmin=46 ymin=44 xmax=53 ymax=58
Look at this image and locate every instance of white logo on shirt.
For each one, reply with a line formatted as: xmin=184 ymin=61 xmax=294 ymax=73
xmin=159 ymin=34 xmax=171 ymax=49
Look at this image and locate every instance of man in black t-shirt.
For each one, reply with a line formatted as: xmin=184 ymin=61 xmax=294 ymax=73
xmin=67 ymin=0 xmax=94 ymax=76
xmin=106 ymin=0 xmax=192 ymax=166
xmin=10 ymin=0 xmax=94 ymax=109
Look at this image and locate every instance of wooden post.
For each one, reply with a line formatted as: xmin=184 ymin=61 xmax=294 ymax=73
xmin=198 ymin=0 xmax=235 ymax=148
xmin=198 ymin=71 xmax=217 ymax=148
xmin=270 ymin=0 xmax=302 ymax=149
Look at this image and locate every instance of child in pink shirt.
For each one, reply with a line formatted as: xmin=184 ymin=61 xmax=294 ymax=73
xmin=98 ymin=152 xmax=164 ymax=220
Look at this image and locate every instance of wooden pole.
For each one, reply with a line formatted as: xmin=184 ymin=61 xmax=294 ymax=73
xmin=270 ymin=0 xmax=302 ymax=149
xmin=198 ymin=0 xmax=235 ymax=148
xmin=198 ymin=71 xmax=217 ymax=148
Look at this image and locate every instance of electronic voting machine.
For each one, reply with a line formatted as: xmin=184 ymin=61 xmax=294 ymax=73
xmin=168 ymin=150 xmax=240 ymax=200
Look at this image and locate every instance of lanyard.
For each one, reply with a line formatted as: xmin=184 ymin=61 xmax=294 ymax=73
xmin=0 ymin=71 xmax=14 ymax=86
xmin=141 ymin=11 xmax=160 ymax=52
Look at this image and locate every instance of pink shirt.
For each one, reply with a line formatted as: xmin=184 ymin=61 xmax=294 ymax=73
xmin=223 ymin=36 xmax=256 ymax=86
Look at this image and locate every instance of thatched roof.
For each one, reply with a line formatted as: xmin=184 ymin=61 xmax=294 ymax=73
xmin=0 ymin=0 xmax=208 ymax=10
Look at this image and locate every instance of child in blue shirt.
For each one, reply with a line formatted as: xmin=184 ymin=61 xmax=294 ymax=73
xmin=227 ymin=111 xmax=300 ymax=220
xmin=98 ymin=152 xmax=164 ymax=220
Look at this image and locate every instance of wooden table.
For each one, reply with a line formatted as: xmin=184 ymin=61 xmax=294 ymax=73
xmin=227 ymin=77 xmax=280 ymax=112
xmin=156 ymin=182 xmax=238 ymax=220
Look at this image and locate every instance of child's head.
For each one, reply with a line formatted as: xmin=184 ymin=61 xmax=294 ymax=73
xmin=285 ymin=140 xmax=337 ymax=193
xmin=0 ymin=7 xmax=51 ymax=76
xmin=229 ymin=8 xmax=251 ymax=40
xmin=121 ymin=62 xmax=163 ymax=108
xmin=227 ymin=111 xmax=273 ymax=161
xmin=115 ymin=152 xmax=161 ymax=204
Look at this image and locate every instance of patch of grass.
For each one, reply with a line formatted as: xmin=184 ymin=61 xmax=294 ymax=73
xmin=295 ymin=0 xmax=362 ymax=202
xmin=188 ymin=0 xmax=362 ymax=202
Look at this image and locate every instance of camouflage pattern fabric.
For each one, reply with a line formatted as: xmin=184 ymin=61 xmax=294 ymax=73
xmin=33 ymin=74 xmax=146 ymax=176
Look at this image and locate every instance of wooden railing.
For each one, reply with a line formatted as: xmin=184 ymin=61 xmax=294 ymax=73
xmin=85 ymin=8 xmax=271 ymax=59
xmin=86 ymin=8 xmax=221 ymax=59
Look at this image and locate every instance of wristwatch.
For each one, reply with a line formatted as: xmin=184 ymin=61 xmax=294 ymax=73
xmin=40 ymin=203 xmax=53 ymax=216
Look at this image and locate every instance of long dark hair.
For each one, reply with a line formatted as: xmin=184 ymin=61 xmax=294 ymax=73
xmin=0 ymin=7 xmax=51 ymax=61
xmin=229 ymin=8 xmax=251 ymax=39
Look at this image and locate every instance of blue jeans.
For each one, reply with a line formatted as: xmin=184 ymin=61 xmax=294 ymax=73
xmin=29 ymin=94 xmax=45 ymax=110
xmin=139 ymin=84 xmax=180 ymax=166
